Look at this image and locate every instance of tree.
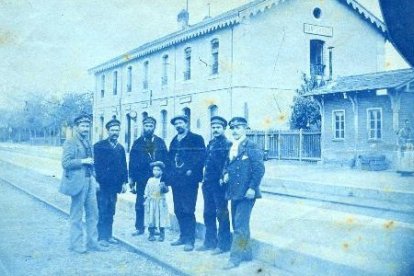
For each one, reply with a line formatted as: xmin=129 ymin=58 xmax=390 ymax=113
xmin=290 ymin=73 xmax=322 ymax=130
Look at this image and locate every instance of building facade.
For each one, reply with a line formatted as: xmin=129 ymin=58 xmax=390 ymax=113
xmin=308 ymin=68 xmax=414 ymax=166
xmin=89 ymin=0 xmax=387 ymax=150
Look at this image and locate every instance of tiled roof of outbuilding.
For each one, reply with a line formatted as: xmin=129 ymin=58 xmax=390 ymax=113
xmin=89 ymin=0 xmax=387 ymax=74
xmin=307 ymin=68 xmax=414 ymax=95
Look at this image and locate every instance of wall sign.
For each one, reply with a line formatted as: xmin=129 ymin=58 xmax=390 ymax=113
xmin=304 ymin=23 xmax=333 ymax=37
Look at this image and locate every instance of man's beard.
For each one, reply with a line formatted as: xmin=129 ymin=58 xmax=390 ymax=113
xmin=176 ymin=127 xmax=185 ymax=134
xmin=143 ymin=130 xmax=154 ymax=138
xmin=110 ymin=134 xmax=119 ymax=141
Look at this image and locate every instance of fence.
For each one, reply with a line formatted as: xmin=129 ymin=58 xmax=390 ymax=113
xmin=247 ymin=129 xmax=321 ymax=161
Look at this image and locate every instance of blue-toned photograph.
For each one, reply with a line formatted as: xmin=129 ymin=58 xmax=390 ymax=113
xmin=0 ymin=0 xmax=413 ymax=275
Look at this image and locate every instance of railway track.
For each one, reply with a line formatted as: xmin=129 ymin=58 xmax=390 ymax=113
xmin=0 ymin=176 xmax=187 ymax=276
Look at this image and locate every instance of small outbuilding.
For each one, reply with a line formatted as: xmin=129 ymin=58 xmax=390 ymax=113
xmin=307 ymin=68 xmax=414 ymax=168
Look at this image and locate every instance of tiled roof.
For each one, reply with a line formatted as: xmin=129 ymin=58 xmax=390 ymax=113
xmin=308 ymin=68 xmax=414 ymax=95
xmin=89 ymin=0 xmax=387 ymax=74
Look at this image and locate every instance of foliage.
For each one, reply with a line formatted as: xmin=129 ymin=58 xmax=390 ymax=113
xmin=290 ymin=73 xmax=323 ymax=130
xmin=0 ymin=91 xmax=92 ymax=141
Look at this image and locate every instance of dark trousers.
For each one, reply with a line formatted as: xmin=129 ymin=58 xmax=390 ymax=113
xmin=202 ymin=182 xmax=231 ymax=250
xmin=97 ymin=191 xmax=117 ymax=241
xmin=172 ymin=182 xmax=199 ymax=245
xmin=230 ymin=199 xmax=255 ymax=264
xmin=134 ymin=181 xmax=146 ymax=231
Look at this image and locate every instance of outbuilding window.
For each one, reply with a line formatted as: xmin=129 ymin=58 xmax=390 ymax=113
xmin=367 ymin=108 xmax=382 ymax=140
xmin=332 ymin=110 xmax=345 ymax=139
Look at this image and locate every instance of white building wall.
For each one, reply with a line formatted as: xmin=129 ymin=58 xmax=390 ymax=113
xmin=92 ymin=0 xmax=386 ymax=146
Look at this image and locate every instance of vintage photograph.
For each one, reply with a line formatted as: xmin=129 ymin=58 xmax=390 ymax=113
xmin=0 ymin=0 xmax=413 ymax=275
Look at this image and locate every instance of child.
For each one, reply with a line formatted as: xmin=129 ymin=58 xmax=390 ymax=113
xmin=144 ymin=161 xmax=170 ymax=241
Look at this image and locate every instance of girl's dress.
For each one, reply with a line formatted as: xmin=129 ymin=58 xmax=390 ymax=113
xmin=144 ymin=177 xmax=170 ymax=228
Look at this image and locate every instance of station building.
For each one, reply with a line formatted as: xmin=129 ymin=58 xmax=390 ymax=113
xmin=89 ymin=0 xmax=387 ymax=151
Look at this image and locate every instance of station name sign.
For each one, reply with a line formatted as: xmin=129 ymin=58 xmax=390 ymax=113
xmin=304 ymin=23 xmax=333 ymax=37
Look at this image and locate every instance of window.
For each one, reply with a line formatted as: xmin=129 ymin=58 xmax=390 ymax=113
xmin=183 ymin=107 xmax=191 ymax=129
xmin=162 ymin=55 xmax=168 ymax=86
xmin=244 ymin=102 xmax=249 ymax=122
xmin=127 ymin=66 xmax=132 ymax=92
xmin=310 ymin=39 xmax=325 ymax=77
xmin=211 ymin=39 xmax=219 ymax=75
xmin=100 ymin=75 xmax=105 ymax=98
xmin=332 ymin=110 xmax=345 ymax=139
xmin=143 ymin=61 xmax=149 ymax=90
xmin=142 ymin=112 xmax=148 ymax=121
xmin=184 ymin=47 xmax=191 ymax=80
xmin=161 ymin=110 xmax=168 ymax=139
xmin=113 ymin=71 xmax=118 ymax=95
xmin=367 ymin=108 xmax=382 ymax=140
xmin=209 ymin=105 xmax=218 ymax=118
xmin=99 ymin=116 xmax=104 ymax=140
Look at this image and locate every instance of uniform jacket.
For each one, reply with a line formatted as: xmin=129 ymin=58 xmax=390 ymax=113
xmin=59 ymin=134 xmax=94 ymax=196
xmin=224 ymin=138 xmax=265 ymax=200
xmin=129 ymin=135 xmax=169 ymax=184
xmin=204 ymin=135 xmax=232 ymax=183
xmin=93 ymin=139 xmax=128 ymax=194
xmin=169 ymin=131 xmax=206 ymax=184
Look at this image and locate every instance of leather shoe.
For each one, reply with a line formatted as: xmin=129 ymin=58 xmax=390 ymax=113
xmin=223 ymin=261 xmax=240 ymax=270
xmin=170 ymin=239 xmax=185 ymax=246
xmin=184 ymin=243 xmax=194 ymax=252
xmin=98 ymin=240 xmax=110 ymax=247
xmin=148 ymin=235 xmax=156 ymax=242
xmin=70 ymin=247 xmax=87 ymax=254
xmin=211 ymin=248 xmax=228 ymax=255
xmin=131 ymin=229 xmax=145 ymax=236
xmin=88 ymin=243 xmax=109 ymax=252
xmin=107 ymin=238 xmax=118 ymax=244
xmin=196 ymin=245 xmax=215 ymax=252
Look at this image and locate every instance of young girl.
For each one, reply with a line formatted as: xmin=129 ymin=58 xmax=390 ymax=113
xmin=144 ymin=161 xmax=170 ymax=241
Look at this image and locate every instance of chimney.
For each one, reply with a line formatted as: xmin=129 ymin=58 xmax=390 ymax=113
xmin=177 ymin=9 xmax=189 ymax=30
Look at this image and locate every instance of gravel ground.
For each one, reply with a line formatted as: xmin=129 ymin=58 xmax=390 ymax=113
xmin=0 ymin=180 xmax=175 ymax=276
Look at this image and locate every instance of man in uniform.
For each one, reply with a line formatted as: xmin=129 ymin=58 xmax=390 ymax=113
xmin=93 ymin=118 xmax=128 ymax=247
xmin=197 ymin=116 xmax=232 ymax=255
xmin=129 ymin=116 xmax=169 ymax=236
xmin=169 ymin=115 xmax=205 ymax=251
xmin=222 ymin=117 xmax=265 ymax=269
xmin=59 ymin=114 xmax=106 ymax=254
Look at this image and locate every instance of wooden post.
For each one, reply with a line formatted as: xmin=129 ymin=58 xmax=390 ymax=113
xmin=299 ymin=128 xmax=303 ymax=162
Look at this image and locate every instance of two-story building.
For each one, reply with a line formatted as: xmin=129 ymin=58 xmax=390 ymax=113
xmin=89 ymin=0 xmax=387 ymax=150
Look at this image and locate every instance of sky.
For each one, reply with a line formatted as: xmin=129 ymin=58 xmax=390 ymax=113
xmin=0 ymin=0 xmax=409 ymax=108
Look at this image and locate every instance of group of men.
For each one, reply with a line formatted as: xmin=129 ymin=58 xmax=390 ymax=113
xmin=59 ymin=112 xmax=265 ymax=269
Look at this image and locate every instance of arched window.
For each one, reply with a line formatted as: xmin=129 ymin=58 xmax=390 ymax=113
xmin=100 ymin=75 xmax=105 ymax=98
xmin=142 ymin=112 xmax=148 ymax=121
xmin=161 ymin=110 xmax=168 ymax=139
xmin=162 ymin=55 xmax=169 ymax=86
xmin=99 ymin=116 xmax=104 ymax=140
xmin=183 ymin=107 xmax=191 ymax=130
xmin=184 ymin=47 xmax=191 ymax=80
xmin=113 ymin=71 xmax=118 ymax=95
xmin=211 ymin=39 xmax=219 ymax=75
xmin=143 ymin=61 xmax=149 ymax=90
xmin=209 ymin=105 xmax=218 ymax=118
xmin=127 ymin=66 xmax=132 ymax=92
xmin=244 ymin=102 xmax=249 ymax=122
